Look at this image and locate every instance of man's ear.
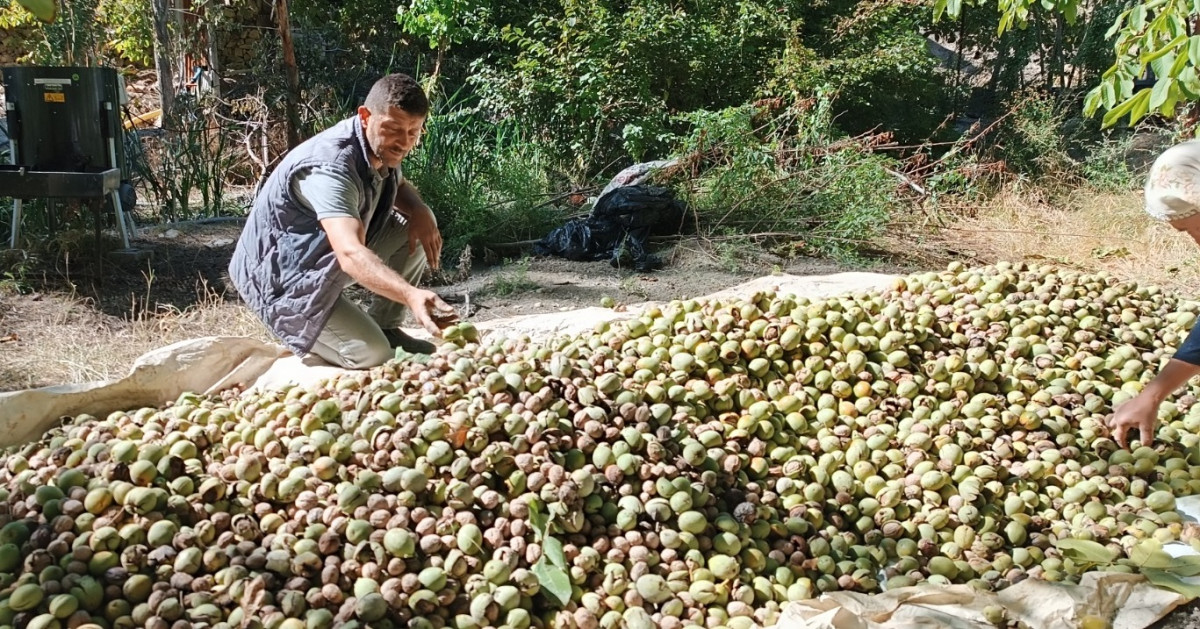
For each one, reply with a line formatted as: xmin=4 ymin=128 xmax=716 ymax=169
xmin=357 ymin=106 xmax=371 ymax=124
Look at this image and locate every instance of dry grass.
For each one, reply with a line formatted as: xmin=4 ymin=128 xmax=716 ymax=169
xmin=925 ymin=186 xmax=1200 ymax=296
xmin=0 ymin=282 xmax=273 ymax=392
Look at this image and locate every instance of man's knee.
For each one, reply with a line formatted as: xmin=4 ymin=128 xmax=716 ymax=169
xmin=343 ymin=342 xmax=393 ymax=369
xmin=389 ymin=245 xmax=428 ymax=285
xmin=313 ymin=340 xmax=393 ymax=370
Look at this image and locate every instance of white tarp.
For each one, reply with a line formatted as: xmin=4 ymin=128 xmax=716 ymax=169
xmin=3 ymin=270 xmax=1194 ymax=628
xmin=770 ymin=571 xmax=1186 ymax=629
xmin=0 ymin=272 xmax=897 ymax=444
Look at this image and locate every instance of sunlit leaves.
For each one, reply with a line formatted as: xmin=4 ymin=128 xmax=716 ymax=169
xmin=940 ymin=0 xmax=1200 ymax=127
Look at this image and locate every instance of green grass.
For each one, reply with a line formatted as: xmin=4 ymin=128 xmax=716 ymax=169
xmin=404 ymin=92 xmax=565 ymax=268
xmin=486 ymin=257 xmax=539 ymax=297
xmin=675 ymin=99 xmax=903 ymax=260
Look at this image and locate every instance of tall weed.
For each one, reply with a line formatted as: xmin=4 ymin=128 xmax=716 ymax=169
xmin=403 ymin=96 xmax=560 ymax=261
xmin=129 ymin=98 xmax=244 ymax=221
xmin=982 ymin=90 xmax=1143 ymax=194
xmin=676 ymin=93 xmax=901 ymax=259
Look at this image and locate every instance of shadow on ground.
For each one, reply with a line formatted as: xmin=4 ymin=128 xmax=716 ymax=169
xmin=0 ymin=221 xmax=244 ymax=320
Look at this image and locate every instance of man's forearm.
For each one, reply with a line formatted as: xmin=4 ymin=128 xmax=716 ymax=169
xmin=1142 ymin=359 xmax=1200 ymax=403
xmin=339 ymin=246 xmax=414 ymax=305
xmin=1148 ymin=327 xmax=1200 ymax=401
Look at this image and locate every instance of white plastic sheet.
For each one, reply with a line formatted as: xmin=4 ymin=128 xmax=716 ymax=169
xmin=0 ymin=271 xmax=899 ymax=442
xmin=0 ymin=336 xmax=287 ymax=449
xmin=769 ymin=572 xmax=1185 ymax=629
xmin=13 ymin=270 xmax=1195 ymax=628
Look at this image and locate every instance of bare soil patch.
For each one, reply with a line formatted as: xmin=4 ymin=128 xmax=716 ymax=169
xmin=417 ymin=243 xmax=880 ymax=322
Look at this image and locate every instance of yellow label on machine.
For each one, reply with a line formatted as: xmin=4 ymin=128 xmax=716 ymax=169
xmin=43 ymin=92 xmax=64 ymax=103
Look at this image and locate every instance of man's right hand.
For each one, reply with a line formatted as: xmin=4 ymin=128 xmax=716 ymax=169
xmin=1108 ymin=393 xmax=1161 ymax=449
xmin=404 ymin=287 xmax=457 ymax=337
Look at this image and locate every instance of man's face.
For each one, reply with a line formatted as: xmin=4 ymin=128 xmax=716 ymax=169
xmin=359 ymin=105 xmax=425 ymax=170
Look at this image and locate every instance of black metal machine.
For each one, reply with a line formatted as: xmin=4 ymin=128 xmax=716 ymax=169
xmin=1 ymin=65 xmax=136 ymax=250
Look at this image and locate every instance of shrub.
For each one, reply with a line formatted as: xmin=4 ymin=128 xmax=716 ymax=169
xmin=402 ymin=95 xmax=561 ymax=262
xmin=676 ymin=94 xmax=903 ymax=259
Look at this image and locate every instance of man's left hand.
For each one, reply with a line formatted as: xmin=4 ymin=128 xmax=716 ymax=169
xmin=404 ymin=203 xmax=442 ymax=270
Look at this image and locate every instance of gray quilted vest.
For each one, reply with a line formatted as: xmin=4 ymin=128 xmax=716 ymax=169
xmin=229 ymin=116 xmax=399 ymax=356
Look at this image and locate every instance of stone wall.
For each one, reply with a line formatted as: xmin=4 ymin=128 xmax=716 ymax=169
xmin=211 ymin=0 xmax=275 ymax=73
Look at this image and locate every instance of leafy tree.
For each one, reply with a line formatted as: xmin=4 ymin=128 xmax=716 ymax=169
xmin=463 ymin=0 xmax=797 ymax=174
xmin=936 ymin=0 xmax=1200 ymax=128
xmin=395 ymin=0 xmax=491 ymax=90
xmin=99 ymin=0 xmax=154 ymax=66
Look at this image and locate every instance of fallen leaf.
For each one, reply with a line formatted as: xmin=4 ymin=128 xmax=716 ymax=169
xmin=1091 ymin=246 xmax=1130 ymax=260
xmin=1055 ymin=538 xmax=1118 ymax=565
xmin=1143 ymin=568 xmax=1200 ymax=600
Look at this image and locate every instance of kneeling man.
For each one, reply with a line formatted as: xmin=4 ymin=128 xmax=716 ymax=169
xmin=229 ymin=73 xmax=455 ymax=369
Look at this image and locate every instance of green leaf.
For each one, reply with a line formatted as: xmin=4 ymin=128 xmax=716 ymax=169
xmin=1064 ymin=0 xmax=1078 ymax=24
xmin=1190 ymin=36 xmax=1200 ymax=67
xmin=1143 ymin=35 xmax=1187 ymax=64
xmin=1108 ymin=10 xmax=1131 ymax=39
xmin=1173 ymin=48 xmax=1192 ymax=76
xmin=1127 ymin=540 xmax=1200 ymax=575
xmin=542 ymin=534 xmax=568 ymax=570
xmin=1132 ymin=5 xmax=1147 ymax=30
xmin=15 ymin=0 xmax=57 ymax=23
xmin=997 ymin=15 xmax=1012 ymax=36
xmin=1084 ymin=87 xmax=1104 ymax=116
xmin=1153 ymin=53 xmax=1177 ymax=78
xmin=532 ymin=556 xmax=573 ymax=607
xmin=1150 ymin=78 xmax=1174 ymax=110
xmin=1055 ymin=539 xmax=1119 ymax=565
xmin=1163 ymin=81 xmax=1182 ymax=116
xmin=933 ymin=0 xmax=948 ymax=20
xmin=947 ymin=0 xmax=962 ymax=18
xmin=1179 ymin=67 xmax=1200 ymax=98
xmin=1169 ymin=14 xmax=1187 ymax=39
xmin=1143 ymin=569 xmax=1200 ymax=600
xmin=528 ymin=498 xmax=548 ymax=536
xmin=1102 ymin=81 xmax=1117 ymax=107
xmin=1130 ymin=88 xmax=1153 ymax=124
xmin=1102 ymin=93 xmax=1141 ymax=127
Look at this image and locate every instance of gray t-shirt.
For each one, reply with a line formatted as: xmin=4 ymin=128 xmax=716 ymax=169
xmin=289 ymin=163 xmax=401 ymax=288
xmin=290 ymin=163 xmax=401 ymax=227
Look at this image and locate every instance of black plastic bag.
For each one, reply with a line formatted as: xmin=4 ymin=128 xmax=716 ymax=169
xmin=533 ymin=184 xmax=688 ymax=271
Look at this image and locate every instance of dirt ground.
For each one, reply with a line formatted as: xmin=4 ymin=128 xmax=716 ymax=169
xmin=1157 ymin=604 xmax=1200 ymax=629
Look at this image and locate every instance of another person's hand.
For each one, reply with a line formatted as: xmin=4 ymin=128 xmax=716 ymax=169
xmin=405 ymin=287 xmax=456 ymax=337
xmin=1107 ymin=393 xmax=1161 ymax=448
xmin=404 ymin=204 xmax=442 ymax=270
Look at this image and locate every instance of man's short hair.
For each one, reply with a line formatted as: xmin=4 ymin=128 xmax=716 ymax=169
xmin=364 ymin=74 xmax=430 ymax=117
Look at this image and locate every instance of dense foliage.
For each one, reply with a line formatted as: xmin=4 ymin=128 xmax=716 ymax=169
xmin=0 ymin=0 xmax=1188 ymax=262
